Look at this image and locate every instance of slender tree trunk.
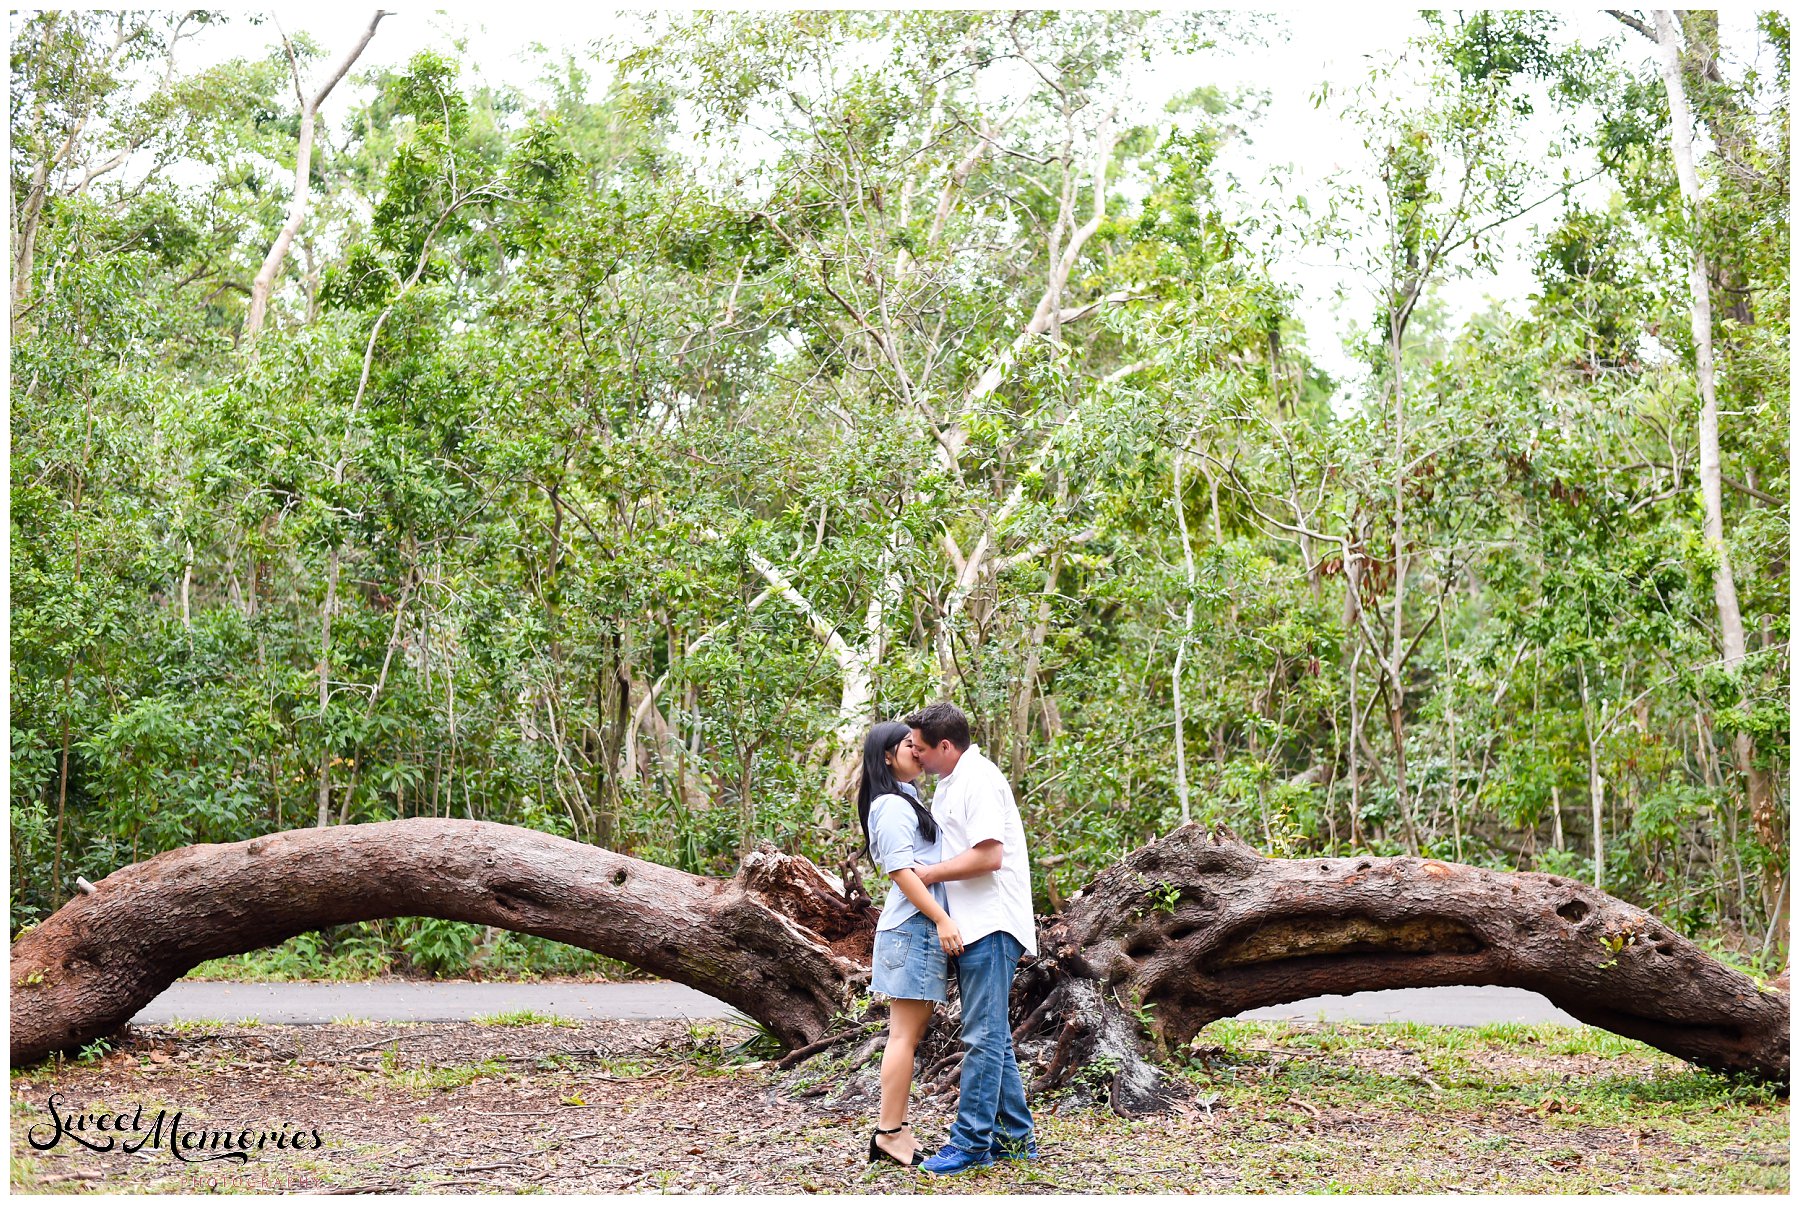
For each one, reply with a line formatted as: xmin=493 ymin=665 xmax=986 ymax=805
xmin=180 ymin=540 xmax=194 ymax=631
xmin=315 ymin=547 xmax=341 ymax=827
xmin=1651 ymin=15 xmax=1750 ymax=667
xmin=243 ymin=97 xmax=319 ymax=338
xmin=49 ymin=384 xmax=94 ymax=900
xmin=1675 ymin=11 xmax=1757 ymax=328
xmin=1347 ymin=639 xmax=1364 ymax=849
xmin=1578 ymin=660 xmax=1605 ymax=890
xmin=1171 ymin=447 xmax=1198 ymax=826
xmin=12 ymin=158 xmax=50 ymax=308
xmin=1387 ymin=298 xmax=1418 ymax=856
xmin=1652 ymin=11 xmax=1779 ymax=929
xmin=1010 ymin=552 xmax=1061 ymax=786
xmin=51 ymin=678 xmax=74 ymax=903
xmin=737 ymin=750 xmax=756 ymax=858
xmin=243 ymin=12 xmax=387 ymax=341
xmin=1440 ymin=616 xmax=1461 ymax=860
xmin=1383 ymin=681 xmax=1420 ymax=856
xmin=597 ymin=637 xmax=631 ymax=849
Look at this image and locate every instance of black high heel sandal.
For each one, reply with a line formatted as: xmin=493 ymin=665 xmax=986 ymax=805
xmin=868 ymin=1122 xmax=927 ymax=1167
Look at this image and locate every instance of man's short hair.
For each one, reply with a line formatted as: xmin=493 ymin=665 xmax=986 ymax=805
xmin=903 ymin=701 xmax=971 ymax=752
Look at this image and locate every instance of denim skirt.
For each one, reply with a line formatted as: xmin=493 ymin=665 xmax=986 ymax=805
xmin=870 ymin=911 xmax=950 ymax=1003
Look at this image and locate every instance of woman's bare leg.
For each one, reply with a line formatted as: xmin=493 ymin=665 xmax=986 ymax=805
xmin=875 ymin=998 xmax=934 ymax=1163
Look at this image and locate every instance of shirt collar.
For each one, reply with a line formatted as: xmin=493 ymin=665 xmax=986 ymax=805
xmin=941 ymin=744 xmax=983 ymax=788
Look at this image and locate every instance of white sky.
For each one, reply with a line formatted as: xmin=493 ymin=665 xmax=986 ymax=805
xmin=172 ymin=6 xmax=1762 ymax=397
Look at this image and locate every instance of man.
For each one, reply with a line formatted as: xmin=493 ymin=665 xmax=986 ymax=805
xmin=903 ymin=701 xmax=1037 ymax=1174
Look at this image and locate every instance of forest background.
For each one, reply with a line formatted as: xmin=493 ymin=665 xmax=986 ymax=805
xmin=9 ymin=9 xmax=1790 ymax=983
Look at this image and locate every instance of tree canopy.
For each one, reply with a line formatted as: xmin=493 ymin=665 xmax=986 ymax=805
xmin=10 ymin=10 xmax=1788 ymax=976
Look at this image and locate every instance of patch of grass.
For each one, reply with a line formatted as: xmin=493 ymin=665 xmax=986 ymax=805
xmin=8 ymin=1155 xmax=45 ymax=1194
xmin=376 ymin=1056 xmax=508 ymax=1095
xmin=167 ymin=1017 xmax=225 ymax=1034
xmin=532 ymin=1053 xmax=579 ymax=1073
xmin=1162 ymin=1019 xmax=1788 ymax=1192
xmin=471 ymin=1009 xmax=577 ymax=1028
xmin=8 ymin=1058 xmax=61 ymax=1085
xmin=1197 ymin=1019 xmax=1653 ymax=1061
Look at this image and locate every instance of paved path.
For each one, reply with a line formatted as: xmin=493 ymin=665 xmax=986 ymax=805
xmin=131 ymin=981 xmax=735 ymax=1025
xmin=131 ymin=981 xmax=1582 ymax=1028
xmin=1237 ymin=986 xmax=1580 ymax=1026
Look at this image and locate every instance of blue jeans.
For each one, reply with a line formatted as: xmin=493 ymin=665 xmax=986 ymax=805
xmin=945 ymin=930 xmax=1033 ymax=1156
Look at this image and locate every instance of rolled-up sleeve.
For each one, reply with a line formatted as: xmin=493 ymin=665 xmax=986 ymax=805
xmin=869 ymin=796 xmax=919 ymax=875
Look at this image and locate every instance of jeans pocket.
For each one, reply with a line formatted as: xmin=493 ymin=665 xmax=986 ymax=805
xmin=878 ymin=930 xmax=912 ymax=972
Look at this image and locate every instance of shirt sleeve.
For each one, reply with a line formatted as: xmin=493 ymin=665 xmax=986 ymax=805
xmin=868 ymin=795 xmax=920 ymax=875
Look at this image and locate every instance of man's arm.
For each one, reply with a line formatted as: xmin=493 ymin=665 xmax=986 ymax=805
xmin=915 ymin=839 xmax=1001 ymax=887
xmin=888 ymin=867 xmax=953 ymax=926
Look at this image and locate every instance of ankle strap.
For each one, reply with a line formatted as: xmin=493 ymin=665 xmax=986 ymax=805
xmin=873 ymin=1122 xmax=908 ymax=1134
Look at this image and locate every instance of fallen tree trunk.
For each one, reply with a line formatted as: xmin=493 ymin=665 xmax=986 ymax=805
xmin=9 ymin=820 xmax=873 ymax=1061
xmin=11 ymin=820 xmax=1787 ymax=1105
xmin=1015 ymin=824 xmax=1788 ymax=1110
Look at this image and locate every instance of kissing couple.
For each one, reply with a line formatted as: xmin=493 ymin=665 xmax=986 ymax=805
xmin=854 ymin=701 xmax=1038 ymax=1175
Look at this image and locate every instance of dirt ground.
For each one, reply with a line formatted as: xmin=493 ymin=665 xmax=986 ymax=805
xmin=9 ymin=1018 xmax=1789 ymax=1194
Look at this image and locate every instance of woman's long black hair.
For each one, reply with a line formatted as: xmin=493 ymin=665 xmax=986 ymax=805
xmin=856 ymin=720 xmax=938 ymax=858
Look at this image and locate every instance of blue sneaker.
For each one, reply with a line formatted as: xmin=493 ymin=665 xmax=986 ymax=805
xmin=994 ymin=1137 xmax=1039 ymax=1161
xmin=918 ymin=1144 xmax=994 ymax=1176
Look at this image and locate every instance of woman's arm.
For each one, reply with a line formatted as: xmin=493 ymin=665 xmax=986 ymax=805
xmin=889 ymin=867 xmax=950 ymax=925
xmin=889 ymin=867 xmax=964 ymax=956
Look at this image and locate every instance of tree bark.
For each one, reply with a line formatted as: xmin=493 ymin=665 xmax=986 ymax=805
xmin=11 ymin=821 xmax=1787 ymax=1098
xmin=1028 ymin=825 xmax=1787 ymax=1105
xmin=13 ymin=153 xmax=51 ymax=309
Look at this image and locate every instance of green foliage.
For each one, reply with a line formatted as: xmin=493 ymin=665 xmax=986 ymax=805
xmin=7 ymin=13 xmax=1787 ymax=980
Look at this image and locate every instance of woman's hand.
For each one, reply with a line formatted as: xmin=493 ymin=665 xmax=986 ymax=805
xmin=936 ymin=916 xmax=964 ymax=956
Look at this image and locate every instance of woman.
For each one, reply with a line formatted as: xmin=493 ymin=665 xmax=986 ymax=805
xmin=858 ymin=719 xmax=964 ymax=1167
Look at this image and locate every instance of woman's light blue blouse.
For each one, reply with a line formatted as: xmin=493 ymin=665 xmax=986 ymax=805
xmin=868 ymin=785 xmax=949 ymax=932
